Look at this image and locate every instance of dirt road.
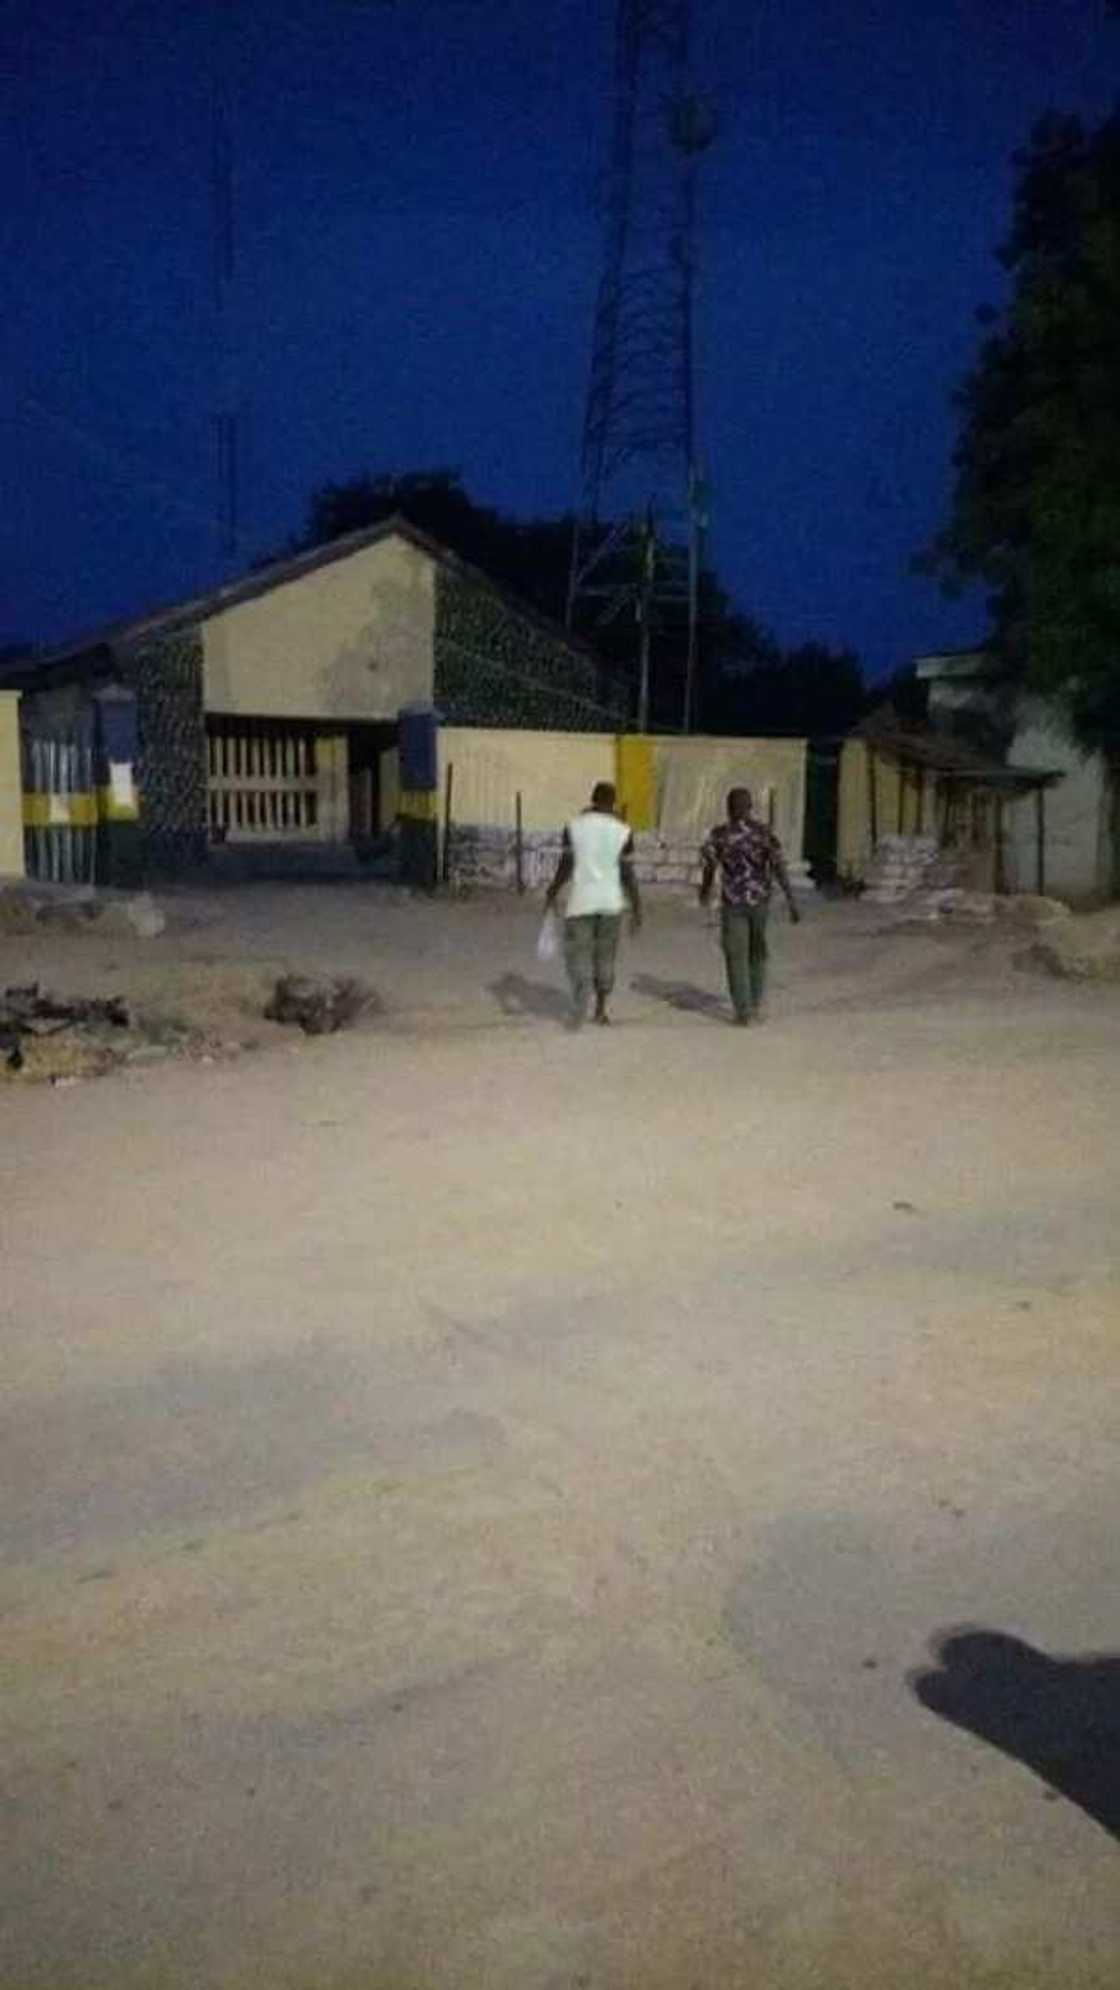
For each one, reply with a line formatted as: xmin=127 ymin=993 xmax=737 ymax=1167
xmin=3 ymin=891 xmax=1119 ymax=1987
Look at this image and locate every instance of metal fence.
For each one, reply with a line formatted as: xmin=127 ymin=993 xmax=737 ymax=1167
xmin=21 ymin=732 xmax=97 ymax=885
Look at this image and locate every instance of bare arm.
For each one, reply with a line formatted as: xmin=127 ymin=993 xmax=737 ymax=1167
xmin=771 ymin=836 xmax=800 ymax=921
xmin=698 ymin=833 xmax=718 ymax=906
xmin=545 ymin=828 xmax=573 ymax=910
xmin=620 ymin=834 xmax=642 ymax=929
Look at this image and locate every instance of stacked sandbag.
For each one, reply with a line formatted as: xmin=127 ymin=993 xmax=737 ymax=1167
xmin=862 ymin=835 xmax=941 ymax=907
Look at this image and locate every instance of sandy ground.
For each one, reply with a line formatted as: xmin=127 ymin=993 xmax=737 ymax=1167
xmin=3 ymin=885 xmax=1120 ymax=1989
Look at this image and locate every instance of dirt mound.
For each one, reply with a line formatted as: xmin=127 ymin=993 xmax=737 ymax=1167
xmin=1026 ymin=909 xmax=1120 ymax=981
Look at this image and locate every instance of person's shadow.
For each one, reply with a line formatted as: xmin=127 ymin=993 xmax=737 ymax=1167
xmin=630 ymin=974 xmax=725 ymax=1019
xmin=489 ymin=974 xmax=570 ymax=1024
xmin=911 ymin=1628 xmax=1120 ymax=1841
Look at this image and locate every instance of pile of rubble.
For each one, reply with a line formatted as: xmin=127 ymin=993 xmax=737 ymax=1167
xmin=264 ymin=974 xmax=377 ymax=1035
xmin=0 ymin=981 xmax=207 ymax=1083
xmin=1 ymin=984 xmax=129 ymax=1074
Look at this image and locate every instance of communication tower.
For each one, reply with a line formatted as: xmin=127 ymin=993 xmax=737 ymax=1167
xmin=568 ymin=0 xmax=715 ymax=730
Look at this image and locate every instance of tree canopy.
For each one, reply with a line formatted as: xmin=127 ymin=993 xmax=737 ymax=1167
xmin=919 ymin=111 xmax=1120 ymax=754
xmin=700 ymin=638 xmax=864 ymax=739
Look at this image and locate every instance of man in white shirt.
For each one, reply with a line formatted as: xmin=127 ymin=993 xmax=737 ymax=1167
xmin=545 ymin=782 xmax=642 ymax=1027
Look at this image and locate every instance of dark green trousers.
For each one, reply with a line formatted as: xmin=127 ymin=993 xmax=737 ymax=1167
xmin=564 ymin=914 xmax=622 ymax=1016
xmin=720 ymin=902 xmax=769 ymax=1019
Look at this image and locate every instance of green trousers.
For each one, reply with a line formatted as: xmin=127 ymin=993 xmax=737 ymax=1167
xmin=720 ymin=902 xmax=769 ymax=1020
xmin=564 ymin=914 xmax=622 ymax=1016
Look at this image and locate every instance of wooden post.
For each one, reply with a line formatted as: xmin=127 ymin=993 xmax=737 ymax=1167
xmin=994 ymin=792 xmax=1006 ymax=895
xmin=867 ymin=746 xmax=878 ymax=851
xmin=897 ymin=766 xmax=905 ymax=834
xmin=515 ymin=790 xmax=525 ymax=894
xmin=767 ymin=787 xmax=776 ymax=831
xmin=916 ymin=765 xmax=926 ymax=836
xmin=1035 ymin=785 xmax=1046 ymax=896
xmin=441 ymin=760 xmax=454 ymax=885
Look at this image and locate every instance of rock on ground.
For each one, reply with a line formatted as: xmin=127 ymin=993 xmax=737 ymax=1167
xmin=263 ymin=972 xmax=377 ymax=1034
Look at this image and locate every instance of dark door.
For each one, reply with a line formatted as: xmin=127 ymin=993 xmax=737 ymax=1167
xmin=804 ymin=743 xmax=840 ymax=885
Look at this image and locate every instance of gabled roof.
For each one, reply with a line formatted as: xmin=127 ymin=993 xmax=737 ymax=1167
xmin=1 ymin=515 xmax=600 ymax=685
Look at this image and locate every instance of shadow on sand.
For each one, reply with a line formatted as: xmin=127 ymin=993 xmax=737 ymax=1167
xmin=488 ymin=974 xmax=571 ymax=1024
xmin=911 ymin=1628 xmax=1120 ymax=1842
xmin=630 ymin=974 xmax=725 ymax=1019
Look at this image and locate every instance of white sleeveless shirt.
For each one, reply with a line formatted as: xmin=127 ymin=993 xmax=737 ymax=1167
xmin=564 ymin=810 xmax=631 ymax=918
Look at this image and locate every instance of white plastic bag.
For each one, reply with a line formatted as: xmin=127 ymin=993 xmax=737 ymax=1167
xmin=536 ymin=911 xmax=559 ymax=963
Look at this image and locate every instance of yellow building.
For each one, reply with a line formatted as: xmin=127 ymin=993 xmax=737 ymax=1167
xmin=0 ymin=691 xmax=24 ymax=878
xmin=5 ymin=517 xmax=814 ymax=891
xmin=3 ymin=519 xmax=617 ymax=885
xmin=837 ymin=726 xmax=1060 ymax=894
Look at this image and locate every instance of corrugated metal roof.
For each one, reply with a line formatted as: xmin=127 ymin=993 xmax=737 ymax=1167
xmin=857 ymin=720 xmax=1061 ymax=789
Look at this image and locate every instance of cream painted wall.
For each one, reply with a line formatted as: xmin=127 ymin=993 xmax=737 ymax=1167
xmin=1008 ymin=706 xmax=1109 ymax=902
xmin=202 ymin=535 xmax=436 ymax=721
xmin=432 ymin=728 xmax=808 ymax=855
xmin=0 ymin=691 xmax=23 ymax=877
xmin=653 ymin=737 xmax=807 ymax=857
xmin=438 ymin=727 xmax=615 ymax=832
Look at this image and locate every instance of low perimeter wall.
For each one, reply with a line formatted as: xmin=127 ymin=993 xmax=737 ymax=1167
xmin=429 ymin=727 xmax=809 ymax=891
xmin=449 ymin=826 xmax=728 ymax=892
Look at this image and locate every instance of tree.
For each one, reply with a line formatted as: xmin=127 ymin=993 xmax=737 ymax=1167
xmin=701 ymin=639 xmax=864 ymax=739
xmin=919 ymin=111 xmax=1120 ymax=754
xmin=291 ymin=469 xmax=578 ymax=626
xmin=865 ymin=662 xmax=928 ymax=728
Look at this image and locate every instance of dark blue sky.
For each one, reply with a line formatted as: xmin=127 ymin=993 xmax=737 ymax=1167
xmin=2 ymin=0 xmax=1114 ymax=676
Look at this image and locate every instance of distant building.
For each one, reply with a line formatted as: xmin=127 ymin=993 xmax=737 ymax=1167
xmin=915 ymin=649 xmax=1119 ymax=903
xmin=2 ymin=518 xmax=621 ymax=885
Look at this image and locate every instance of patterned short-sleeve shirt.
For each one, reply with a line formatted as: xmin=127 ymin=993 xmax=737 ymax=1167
xmin=701 ymin=817 xmax=784 ymax=907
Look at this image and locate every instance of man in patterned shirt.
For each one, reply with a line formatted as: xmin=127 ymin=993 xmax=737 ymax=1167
xmin=699 ymin=787 xmax=800 ymax=1025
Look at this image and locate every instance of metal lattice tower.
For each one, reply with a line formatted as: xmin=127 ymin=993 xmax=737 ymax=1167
xmin=568 ymin=0 xmax=715 ymax=731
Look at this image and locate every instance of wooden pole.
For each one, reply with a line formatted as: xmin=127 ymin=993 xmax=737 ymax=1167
xmin=441 ymin=760 xmax=454 ymax=884
xmin=636 ymin=511 xmax=655 ymax=735
xmin=916 ymin=765 xmax=926 ymax=836
xmin=897 ymin=766 xmax=905 ymax=834
xmin=867 ymin=746 xmax=878 ymax=851
xmin=994 ymin=792 xmax=1006 ymax=895
xmin=1035 ymin=785 xmax=1046 ymax=896
xmin=515 ymin=790 xmax=525 ymax=894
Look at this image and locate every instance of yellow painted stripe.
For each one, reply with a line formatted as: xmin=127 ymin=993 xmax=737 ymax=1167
xmin=399 ymin=788 xmax=437 ymax=821
xmin=616 ymin=734 xmax=655 ymax=831
xmin=97 ymin=785 xmax=139 ymax=822
xmin=23 ymin=792 xmax=99 ymax=828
